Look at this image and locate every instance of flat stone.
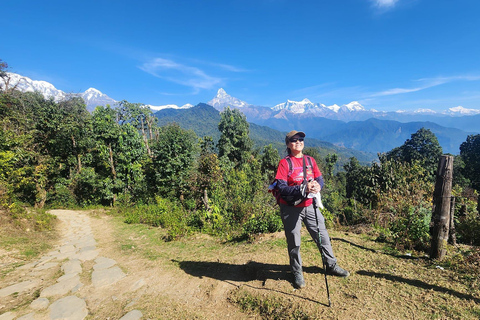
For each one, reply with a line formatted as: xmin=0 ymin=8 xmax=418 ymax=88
xmin=38 ymin=256 xmax=55 ymax=264
xmin=45 ymin=250 xmax=60 ymax=256
xmin=130 ymin=279 xmax=146 ymax=291
xmin=0 ymin=312 xmax=15 ymax=320
xmin=57 ymin=273 xmax=78 ymax=282
xmin=30 ymin=297 xmax=50 ymax=310
xmin=78 ymin=245 xmax=96 ymax=252
xmin=119 ymin=310 xmax=143 ymax=320
xmin=0 ymin=280 xmax=39 ymax=297
xmin=91 ymin=266 xmax=126 ymax=288
xmin=17 ymin=262 xmax=38 ymax=270
xmin=34 ymin=262 xmax=59 ymax=271
xmin=16 ymin=312 xmax=35 ymax=320
xmin=93 ymin=257 xmax=116 ymax=270
xmin=59 ymin=245 xmax=76 ymax=254
xmin=50 ymin=252 xmax=72 ymax=260
xmin=73 ymin=249 xmax=99 ymax=262
xmin=75 ymin=236 xmax=96 ymax=248
xmin=49 ymin=296 xmax=87 ymax=320
xmin=71 ymin=282 xmax=83 ymax=293
xmin=61 ymin=259 xmax=82 ymax=274
xmin=40 ymin=275 xmax=81 ymax=297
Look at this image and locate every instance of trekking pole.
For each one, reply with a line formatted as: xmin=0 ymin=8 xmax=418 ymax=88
xmin=313 ymin=197 xmax=331 ymax=307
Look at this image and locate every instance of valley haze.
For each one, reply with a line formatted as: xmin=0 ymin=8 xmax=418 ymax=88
xmin=2 ymin=72 xmax=479 ymax=155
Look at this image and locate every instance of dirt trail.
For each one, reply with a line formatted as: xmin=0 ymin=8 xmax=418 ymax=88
xmin=0 ymin=210 xmax=255 ymax=320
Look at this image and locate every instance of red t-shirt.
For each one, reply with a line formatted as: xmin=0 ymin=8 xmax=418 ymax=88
xmin=274 ymin=155 xmax=322 ymax=207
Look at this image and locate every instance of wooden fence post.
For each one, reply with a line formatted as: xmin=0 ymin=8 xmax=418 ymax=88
xmin=430 ymin=155 xmax=454 ymax=260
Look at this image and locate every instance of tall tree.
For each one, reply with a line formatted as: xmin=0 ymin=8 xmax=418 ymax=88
xmin=460 ymin=134 xmax=480 ymax=212
xmin=386 ymin=127 xmax=442 ymax=178
xmin=217 ymin=107 xmax=253 ymax=166
xmin=148 ymin=123 xmax=199 ymax=199
xmin=260 ymin=144 xmax=280 ymax=181
xmin=116 ymin=100 xmax=156 ymax=156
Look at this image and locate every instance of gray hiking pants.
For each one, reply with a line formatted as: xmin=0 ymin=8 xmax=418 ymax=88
xmin=280 ymin=203 xmax=337 ymax=274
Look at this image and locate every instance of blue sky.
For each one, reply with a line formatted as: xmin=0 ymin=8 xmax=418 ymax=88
xmin=2 ymin=0 xmax=480 ymax=112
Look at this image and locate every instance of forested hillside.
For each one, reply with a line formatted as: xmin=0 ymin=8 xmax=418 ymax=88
xmin=154 ymin=103 xmax=377 ymax=168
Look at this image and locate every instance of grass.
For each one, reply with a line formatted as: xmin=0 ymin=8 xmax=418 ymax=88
xmin=107 ymin=213 xmax=480 ymax=320
xmin=2 ymin=208 xmax=479 ymax=319
xmin=0 ymin=210 xmax=58 ymax=279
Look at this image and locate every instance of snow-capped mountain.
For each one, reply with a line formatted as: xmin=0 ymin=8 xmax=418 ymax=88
xmin=1 ymin=73 xmax=116 ymax=112
xmin=81 ymin=88 xmax=117 ymax=111
xmin=149 ymin=103 xmax=194 ymax=111
xmin=343 ymin=101 xmax=366 ymax=112
xmin=2 ymin=72 xmax=67 ymax=102
xmin=207 ymin=88 xmax=252 ymax=110
xmin=3 ymin=72 xmax=479 ymax=127
xmin=272 ymin=98 xmax=316 ymax=113
xmin=272 ymin=99 xmax=368 ymax=114
xmin=445 ymin=106 xmax=480 ymax=116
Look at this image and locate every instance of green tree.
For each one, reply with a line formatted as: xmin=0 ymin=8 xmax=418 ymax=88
xmin=343 ymin=157 xmax=364 ymax=200
xmin=217 ymin=107 xmax=253 ymax=166
xmin=116 ymin=100 xmax=157 ymax=156
xmin=89 ymin=105 xmax=146 ymax=205
xmin=386 ymin=127 xmax=442 ymax=178
xmin=460 ymin=134 xmax=480 ymax=212
xmin=260 ymin=144 xmax=280 ymax=181
xmin=148 ymin=123 xmax=199 ymax=200
xmin=325 ymin=153 xmax=338 ymax=180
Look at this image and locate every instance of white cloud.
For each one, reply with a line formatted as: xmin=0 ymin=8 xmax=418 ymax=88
xmin=372 ymin=0 xmax=400 ymax=8
xmin=371 ymin=75 xmax=480 ymax=97
xmin=139 ymin=58 xmax=223 ymax=93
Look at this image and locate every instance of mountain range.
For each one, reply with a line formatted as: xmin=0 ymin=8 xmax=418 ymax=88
xmin=2 ymin=72 xmax=479 ymax=155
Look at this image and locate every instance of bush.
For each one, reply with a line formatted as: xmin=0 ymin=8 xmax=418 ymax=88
xmin=71 ymin=167 xmax=101 ymax=206
xmin=456 ymin=198 xmax=480 ymax=245
xmin=47 ymin=182 xmax=76 ymax=208
xmin=242 ymin=208 xmax=283 ymax=239
xmin=123 ymin=197 xmax=190 ymax=241
xmin=389 ymin=202 xmax=431 ymax=250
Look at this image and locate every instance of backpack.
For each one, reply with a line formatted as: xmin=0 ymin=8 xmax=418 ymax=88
xmin=269 ymin=155 xmax=314 ymax=206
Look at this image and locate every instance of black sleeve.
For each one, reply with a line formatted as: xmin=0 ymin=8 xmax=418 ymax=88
xmin=315 ymin=175 xmax=325 ymax=189
xmin=277 ymin=179 xmax=307 ymax=198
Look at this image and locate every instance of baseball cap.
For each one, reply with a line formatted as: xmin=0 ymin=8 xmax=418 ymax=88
xmin=285 ymin=130 xmax=306 ymax=145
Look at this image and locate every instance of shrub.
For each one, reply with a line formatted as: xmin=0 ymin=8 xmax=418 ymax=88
xmin=71 ymin=167 xmax=101 ymax=206
xmin=455 ymin=198 xmax=480 ymax=245
xmin=242 ymin=209 xmax=283 ymax=239
xmin=47 ymin=182 xmax=76 ymax=208
xmin=123 ymin=197 xmax=190 ymax=241
xmin=389 ymin=202 xmax=432 ymax=250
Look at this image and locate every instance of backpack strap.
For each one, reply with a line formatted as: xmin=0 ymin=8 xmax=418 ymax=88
xmin=285 ymin=155 xmax=313 ymax=178
xmin=306 ymin=155 xmax=313 ymax=168
xmin=285 ymin=156 xmax=294 ymax=177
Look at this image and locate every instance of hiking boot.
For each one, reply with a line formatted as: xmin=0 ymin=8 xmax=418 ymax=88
xmin=326 ymin=264 xmax=350 ymax=277
xmin=293 ymin=272 xmax=306 ymax=288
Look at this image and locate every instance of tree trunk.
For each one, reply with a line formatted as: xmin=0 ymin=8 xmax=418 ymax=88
xmin=202 ymin=189 xmax=211 ymax=212
xmin=140 ymin=117 xmax=152 ymax=157
xmin=448 ymin=196 xmax=457 ymax=245
xmin=71 ymin=135 xmax=82 ymax=173
xmin=430 ymin=155 xmax=454 ymax=260
xmin=109 ymin=143 xmax=117 ymax=178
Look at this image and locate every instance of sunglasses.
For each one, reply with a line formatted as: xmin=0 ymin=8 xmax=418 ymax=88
xmin=289 ymin=138 xmax=304 ymax=143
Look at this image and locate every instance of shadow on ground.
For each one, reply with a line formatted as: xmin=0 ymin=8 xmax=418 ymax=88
xmin=357 ymin=270 xmax=480 ymax=304
xmin=332 ymin=237 xmax=428 ymax=260
xmin=173 ymin=259 xmax=325 ymax=283
xmin=173 ymin=259 xmax=330 ymax=306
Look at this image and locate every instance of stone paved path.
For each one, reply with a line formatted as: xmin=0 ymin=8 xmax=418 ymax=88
xmin=0 ymin=210 xmax=144 ymax=320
